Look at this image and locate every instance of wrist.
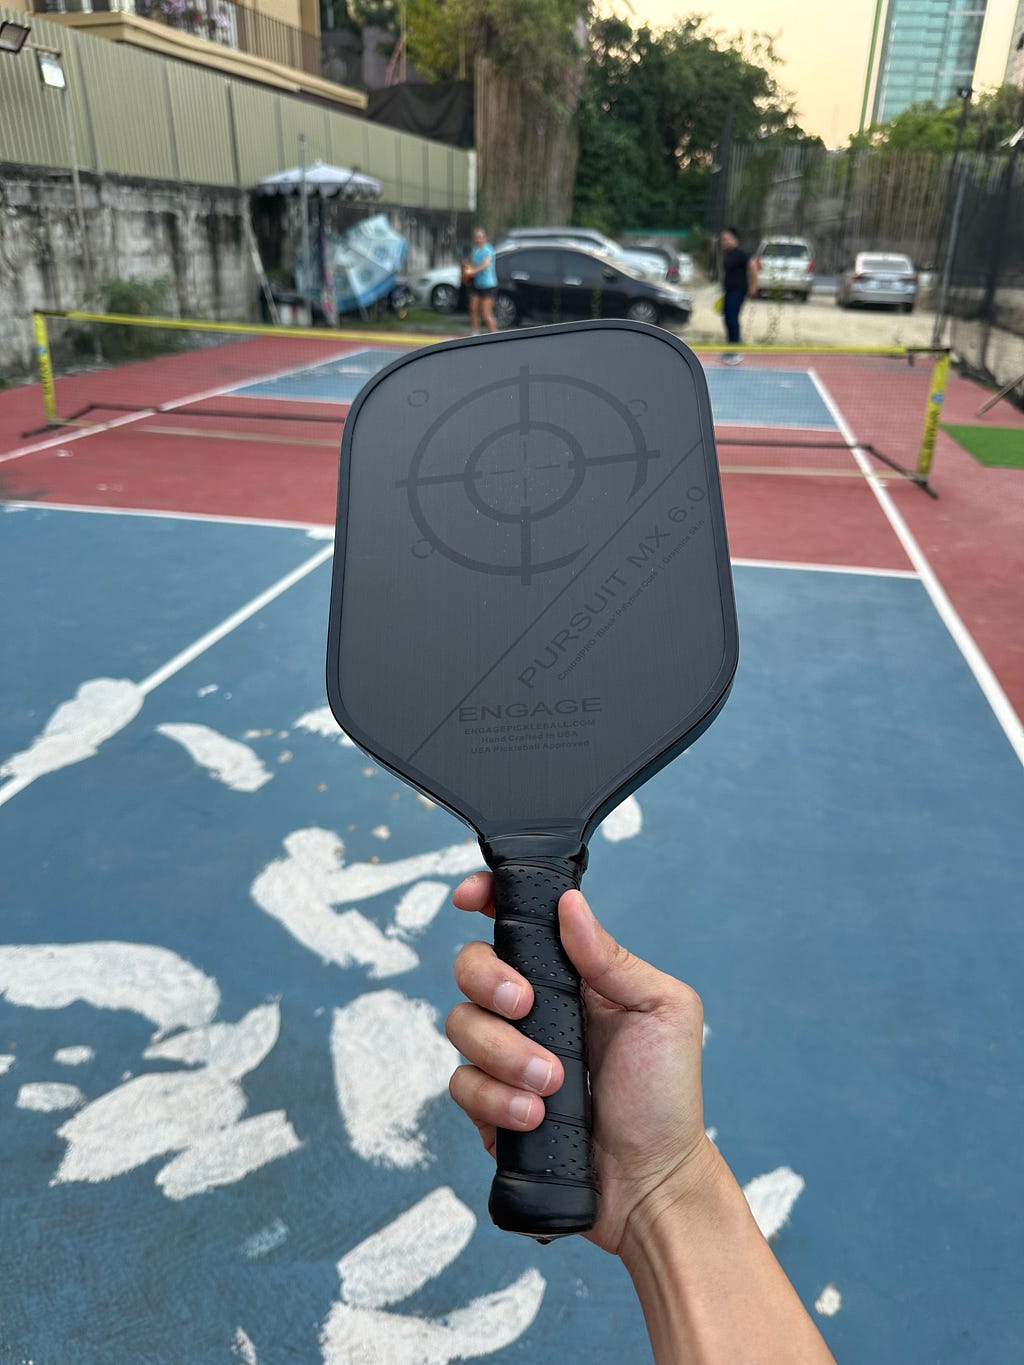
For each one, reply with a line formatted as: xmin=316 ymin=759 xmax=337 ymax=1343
xmin=619 ymin=1140 xmax=835 ymax=1365
xmin=619 ymin=1136 xmax=743 ymax=1276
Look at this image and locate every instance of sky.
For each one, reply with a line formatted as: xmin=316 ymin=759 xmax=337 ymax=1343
xmin=618 ymin=0 xmax=1020 ymax=145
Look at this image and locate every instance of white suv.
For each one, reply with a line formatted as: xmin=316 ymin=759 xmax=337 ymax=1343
xmin=754 ymin=237 xmax=815 ymax=301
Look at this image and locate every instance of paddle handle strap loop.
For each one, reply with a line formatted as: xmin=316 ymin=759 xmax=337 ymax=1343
xmin=480 ymin=835 xmax=598 ymax=1240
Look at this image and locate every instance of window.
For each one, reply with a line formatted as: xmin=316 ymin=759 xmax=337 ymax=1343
xmin=561 ymin=252 xmax=608 ymax=287
xmin=505 ymin=249 xmax=557 ymax=278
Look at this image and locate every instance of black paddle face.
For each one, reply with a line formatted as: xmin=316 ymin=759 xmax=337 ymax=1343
xmin=327 ymin=320 xmax=737 ymax=1242
xmin=327 ymin=321 xmax=737 ymax=842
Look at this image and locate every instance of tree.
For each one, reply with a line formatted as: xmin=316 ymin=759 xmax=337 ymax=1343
xmin=851 ymin=85 xmax=1024 ymax=155
xmin=573 ymin=16 xmax=811 ymax=235
xmin=347 ymin=0 xmax=592 ymax=229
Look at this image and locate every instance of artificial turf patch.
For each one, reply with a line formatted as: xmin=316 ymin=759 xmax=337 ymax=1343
xmin=942 ymin=424 xmax=1024 ymax=469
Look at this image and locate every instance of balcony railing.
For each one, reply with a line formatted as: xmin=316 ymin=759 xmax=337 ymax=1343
xmin=35 ymin=0 xmax=323 ymax=80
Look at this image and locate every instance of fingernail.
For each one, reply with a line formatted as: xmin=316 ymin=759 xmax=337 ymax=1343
xmin=509 ymin=1094 xmax=535 ymax=1126
xmin=523 ymin=1057 xmax=552 ymax=1092
xmin=493 ymin=981 xmax=523 ymax=1016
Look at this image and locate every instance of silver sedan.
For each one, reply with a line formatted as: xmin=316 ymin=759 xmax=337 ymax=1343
xmin=837 ymin=252 xmax=918 ymax=312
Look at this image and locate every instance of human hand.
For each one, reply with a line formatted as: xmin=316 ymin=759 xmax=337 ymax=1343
xmin=446 ymin=875 xmax=716 ymax=1255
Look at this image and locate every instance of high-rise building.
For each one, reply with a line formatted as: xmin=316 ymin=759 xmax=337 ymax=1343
xmin=870 ymin=0 xmax=988 ymax=124
xmin=1006 ymin=0 xmax=1024 ymax=86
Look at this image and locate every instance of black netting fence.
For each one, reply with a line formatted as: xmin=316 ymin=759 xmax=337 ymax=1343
xmin=944 ymin=150 xmax=1024 ymax=406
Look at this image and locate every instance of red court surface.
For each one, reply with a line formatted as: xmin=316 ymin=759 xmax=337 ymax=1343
xmin=2 ymin=336 xmax=1022 ymax=723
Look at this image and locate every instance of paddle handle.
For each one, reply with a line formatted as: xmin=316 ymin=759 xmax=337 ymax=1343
xmin=481 ymin=841 xmax=597 ymax=1240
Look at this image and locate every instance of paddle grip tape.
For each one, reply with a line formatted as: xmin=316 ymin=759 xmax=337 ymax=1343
xmin=481 ymin=846 xmax=598 ymax=1240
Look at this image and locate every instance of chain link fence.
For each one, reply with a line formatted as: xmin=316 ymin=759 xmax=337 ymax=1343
xmin=944 ymin=149 xmax=1024 ymax=404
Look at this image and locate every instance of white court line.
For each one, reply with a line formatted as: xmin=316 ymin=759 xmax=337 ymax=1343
xmin=3 ymin=500 xmax=334 ymax=533
xmin=0 ymin=545 xmax=333 ymax=809
xmin=808 ymin=369 xmax=1024 ymax=764
xmin=0 ymin=341 xmax=366 ymax=467
xmin=137 ymin=544 xmax=333 ymax=695
xmin=732 ymin=557 xmax=918 ymax=579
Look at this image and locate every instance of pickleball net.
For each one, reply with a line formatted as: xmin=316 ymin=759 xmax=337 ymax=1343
xmin=28 ymin=310 xmax=427 ymax=446
xmin=694 ymin=344 xmax=949 ymax=494
xmin=29 ymin=312 xmax=949 ymax=491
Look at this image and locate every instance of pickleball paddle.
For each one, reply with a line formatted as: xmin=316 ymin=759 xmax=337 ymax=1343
xmin=326 ymin=320 xmax=738 ymax=1241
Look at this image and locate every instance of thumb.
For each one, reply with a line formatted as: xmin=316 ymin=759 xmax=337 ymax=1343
xmin=558 ymin=890 xmax=675 ymax=1012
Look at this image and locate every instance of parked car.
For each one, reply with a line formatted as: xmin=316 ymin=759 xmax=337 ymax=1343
xmin=492 ymin=244 xmax=691 ymax=329
xmin=836 ymin=252 xmax=918 ymax=312
xmin=410 ymin=262 xmax=464 ymax=313
xmin=753 ymin=236 xmax=815 ymax=300
xmin=496 ymin=227 xmax=661 ymax=280
xmin=625 ymin=242 xmax=692 ymax=284
xmin=411 ymin=231 xmax=662 ymax=313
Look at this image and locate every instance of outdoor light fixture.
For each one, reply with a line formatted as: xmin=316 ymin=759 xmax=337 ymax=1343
xmin=36 ymin=49 xmax=66 ymax=88
xmin=0 ymin=20 xmax=32 ymax=53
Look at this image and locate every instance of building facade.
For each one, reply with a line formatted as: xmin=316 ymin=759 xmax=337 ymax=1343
xmin=871 ymin=0 xmax=988 ymax=124
xmin=1006 ymin=0 xmax=1024 ymax=86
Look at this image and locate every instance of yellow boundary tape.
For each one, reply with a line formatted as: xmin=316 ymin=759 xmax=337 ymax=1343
xmin=695 ymin=342 xmax=948 ymax=357
xmin=30 ymin=311 xmax=948 ymax=485
xmin=34 ymin=309 xmax=432 ymax=347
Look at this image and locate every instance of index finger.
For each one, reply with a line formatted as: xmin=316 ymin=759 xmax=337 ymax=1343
xmin=452 ymin=871 xmax=494 ymax=917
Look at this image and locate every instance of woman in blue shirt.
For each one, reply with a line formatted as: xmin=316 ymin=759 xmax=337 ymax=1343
xmin=464 ymin=226 xmax=499 ymax=334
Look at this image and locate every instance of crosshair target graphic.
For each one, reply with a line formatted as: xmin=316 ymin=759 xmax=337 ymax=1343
xmin=397 ymin=365 xmax=660 ymax=585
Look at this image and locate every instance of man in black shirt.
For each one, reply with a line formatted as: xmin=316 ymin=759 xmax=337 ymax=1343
xmin=719 ymin=227 xmax=758 ymax=364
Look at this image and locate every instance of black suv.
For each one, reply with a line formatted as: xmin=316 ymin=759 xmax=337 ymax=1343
xmin=493 ymin=245 xmax=691 ymax=329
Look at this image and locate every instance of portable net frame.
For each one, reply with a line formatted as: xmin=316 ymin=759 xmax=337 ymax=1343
xmin=29 ymin=311 xmax=949 ymax=492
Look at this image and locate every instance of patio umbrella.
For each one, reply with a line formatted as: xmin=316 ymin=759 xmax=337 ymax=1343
xmin=255 ymin=161 xmax=383 ymax=199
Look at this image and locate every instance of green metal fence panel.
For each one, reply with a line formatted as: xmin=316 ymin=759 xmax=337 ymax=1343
xmin=228 ymin=80 xmax=286 ymax=187
xmin=74 ymin=33 xmax=178 ymax=180
xmin=0 ymin=2 xmax=473 ymax=207
xmin=0 ymin=6 xmax=92 ymax=171
xmin=167 ymin=66 xmax=236 ymax=186
xmin=325 ymin=110 xmax=366 ymax=171
xmin=277 ymin=94 xmax=329 ymax=172
xmin=426 ymin=142 xmax=452 ymax=210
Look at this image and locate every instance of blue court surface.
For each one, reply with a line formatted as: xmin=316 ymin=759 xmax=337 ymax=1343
xmin=233 ymin=349 xmax=409 ymax=404
xmin=1 ymin=504 xmax=1022 ymax=1363
xmin=235 ymin=351 xmax=838 ymax=432
xmin=704 ymin=367 xmax=836 ymax=429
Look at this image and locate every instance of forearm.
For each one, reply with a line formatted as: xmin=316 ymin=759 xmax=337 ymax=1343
xmin=620 ymin=1141 xmax=835 ymax=1365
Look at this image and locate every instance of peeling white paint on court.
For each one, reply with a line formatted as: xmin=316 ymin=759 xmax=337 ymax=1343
xmin=331 ymin=990 xmax=457 ymax=1168
xmin=321 ymin=1269 xmax=546 ymax=1364
xmin=240 ymin=1218 xmax=289 ymax=1261
xmin=17 ymin=1082 xmax=84 ymax=1112
xmin=337 ymin=1188 xmax=475 ymax=1309
xmin=143 ymin=1004 xmax=279 ymax=1073
xmin=0 ymin=678 xmax=143 ymax=796
xmin=52 ymin=1002 xmax=298 ymax=1197
xmin=250 ymin=830 xmax=479 ymax=978
xmin=389 ymin=882 xmax=449 ymax=941
xmin=742 ymin=1166 xmax=805 ymax=1240
xmin=294 ymin=706 xmax=355 ymax=746
xmin=157 ymin=723 xmax=273 ymax=792
xmin=323 ymin=1189 xmax=544 ymax=1364
xmin=0 ymin=1055 xmax=15 ymax=1075
xmin=0 ymin=942 xmax=219 ymax=1038
xmin=232 ymin=1326 xmax=260 ymax=1363
xmin=54 ymin=1046 xmax=95 ymax=1066
xmin=814 ymin=1283 xmax=843 ymax=1316
xmin=157 ymin=1110 xmax=301 ymax=1200
xmin=599 ymin=795 xmax=643 ymax=842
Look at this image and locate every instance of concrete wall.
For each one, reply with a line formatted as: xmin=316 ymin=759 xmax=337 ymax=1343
xmin=0 ymin=169 xmax=254 ymax=376
xmin=0 ymin=165 xmax=473 ymax=377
